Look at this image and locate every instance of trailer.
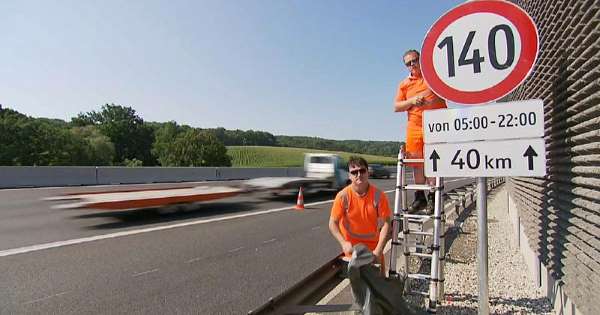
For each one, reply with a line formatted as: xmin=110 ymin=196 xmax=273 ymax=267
xmin=52 ymin=185 xmax=244 ymax=210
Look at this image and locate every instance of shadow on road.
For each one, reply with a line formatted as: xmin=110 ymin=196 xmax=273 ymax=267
xmin=72 ymin=200 xmax=262 ymax=230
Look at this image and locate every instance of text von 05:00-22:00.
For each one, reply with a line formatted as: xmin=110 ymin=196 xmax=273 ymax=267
xmin=428 ymin=112 xmax=537 ymax=133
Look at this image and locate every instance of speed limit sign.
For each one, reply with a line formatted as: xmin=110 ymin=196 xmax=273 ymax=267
xmin=421 ymin=1 xmax=538 ymax=105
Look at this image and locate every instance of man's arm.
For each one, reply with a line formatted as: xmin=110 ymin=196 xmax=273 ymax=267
xmin=329 ymin=217 xmax=353 ymax=256
xmin=394 ymin=96 xmax=424 ymax=112
xmin=372 ymin=218 xmax=391 ymax=259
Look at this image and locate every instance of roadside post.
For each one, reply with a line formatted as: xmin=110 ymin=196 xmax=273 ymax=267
xmin=419 ymin=1 xmax=542 ymax=314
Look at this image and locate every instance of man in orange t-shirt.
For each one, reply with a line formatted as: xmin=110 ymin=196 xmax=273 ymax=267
xmin=394 ymin=49 xmax=447 ymax=213
xmin=329 ymin=156 xmax=391 ymax=270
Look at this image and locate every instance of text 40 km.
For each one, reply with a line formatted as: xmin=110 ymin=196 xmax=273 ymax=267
xmin=451 ymin=149 xmax=511 ymax=170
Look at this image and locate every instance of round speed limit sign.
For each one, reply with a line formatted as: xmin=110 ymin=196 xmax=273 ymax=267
xmin=421 ymin=1 xmax=538 ymax=105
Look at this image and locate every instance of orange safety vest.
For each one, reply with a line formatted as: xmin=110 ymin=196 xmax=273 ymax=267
xmin=340 ymin=188 xmax=383 ymax=240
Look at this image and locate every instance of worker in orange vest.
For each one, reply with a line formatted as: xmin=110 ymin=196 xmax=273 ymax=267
xmin=394 ymin=49 xmax=447 ymax=213
xmin=329 ymin=156 xmax=391 ymax=271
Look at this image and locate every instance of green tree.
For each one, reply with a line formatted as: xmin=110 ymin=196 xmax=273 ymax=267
xmin=151 ymin=121 xmax=180 ymax=166
xmin=74 ymin=104 xmax=156 ymax=165
xmin=123 ymin=158 xmax=143 ymax=167
xmin=170 ymin=129 xmax=231 ymax=167
xmin=152 ymin=123 xmax=231 ymax=167
xmin=0 ymin=107 xmax=102 ymax=166
xmin=0 ymin=107 xmax=30 ymax=165
xmin=193 ymin=131 xmax=231 ymax=166
xmin=70 ymin=125 xmax=115 ymax=165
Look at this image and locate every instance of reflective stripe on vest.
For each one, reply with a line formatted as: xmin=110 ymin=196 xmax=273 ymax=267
xmin=340 ymin=188 xmax=382 ymax=240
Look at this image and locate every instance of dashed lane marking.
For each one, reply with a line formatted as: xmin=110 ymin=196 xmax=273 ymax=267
xmin=262 ymin=238 xmax=276 ymax=244
xmin=132 ymin=269 xmax=159 ymax=277
xmin=23 ymin=291 xmax=69 ymax=305
xmin=228 ymin=247 xmax=244 ymax=253
xmin=185 ymin=257 xmax=201 ymax=264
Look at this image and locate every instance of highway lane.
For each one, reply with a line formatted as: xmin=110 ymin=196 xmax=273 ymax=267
xmin=0 ymin=174 xmax=413 ymax=251
xmin=0 ymin=180 xmax=278 ymax=251
xmin=0 ymin=176 xmax=472 ymax=314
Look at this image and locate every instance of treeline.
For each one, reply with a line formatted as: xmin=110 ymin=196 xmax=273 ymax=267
xmin=0 ymin=104 xmax=400 ymax=167
xmin=276 ymin=136 xmax=400 ymax=157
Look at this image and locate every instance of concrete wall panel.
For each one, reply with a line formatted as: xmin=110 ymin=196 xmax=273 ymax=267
xmin=0 ymin=166 xmax=97 ymax=188
xmin=96 ymin=167 xmax=218 ymax=185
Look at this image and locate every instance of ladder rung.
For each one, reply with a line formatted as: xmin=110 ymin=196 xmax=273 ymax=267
xmin=411 ymin=290 xmax=430 ymax=296
xmin=404 ymin=184 xmax=434 ymax=191
xmin=401 ymin=158 xmax=424 ymax=163
xmin=402 ymin=213 xmax=432 ymax=219
xmin=410 ymin=252 xmax=433 ymax=258
xmin=408 ymin=273 xmax=431 ymax=280
xmin=408 ymin=230 xmax=433 ymax=236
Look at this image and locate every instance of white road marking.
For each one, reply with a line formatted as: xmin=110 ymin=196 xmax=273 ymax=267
xmin=262 ymin=238 xmax=276 ymax=244
xmin=132 ymin=269 xmax=159 ymax=277
xmin=0 ymin=190 xmax=396 ymax=258
xmin=185 ymin=257 xmax=201 ymax=264
xmin=313 ymin=279 xmax=350 ymax=308
xmin=228 ymin=247 xmax=244 ymax=253
xmin=23 ymin=291 xmax=69 ymax=305
xmin=311 ymin=226 xmax=320 ymax=230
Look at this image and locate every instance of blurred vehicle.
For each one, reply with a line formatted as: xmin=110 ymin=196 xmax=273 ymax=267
xmin=245 ymin=153 xmax=350 ymax=196
xmin=368 ymin=164 xmax=391 ymax=179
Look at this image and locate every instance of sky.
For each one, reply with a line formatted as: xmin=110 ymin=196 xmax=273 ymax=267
xmin=1 ymin=0 xmax=464 ymax=142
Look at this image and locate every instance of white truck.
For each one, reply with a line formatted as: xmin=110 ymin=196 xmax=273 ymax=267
xmin=243 ymin=153 xmax=350 ymax=195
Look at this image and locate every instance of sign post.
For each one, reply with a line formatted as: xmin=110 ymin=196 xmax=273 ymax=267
xmin=420 ymin=1 xmax=540 ymax=314
xmin=477 ymin=176 xmax=489 ymax=314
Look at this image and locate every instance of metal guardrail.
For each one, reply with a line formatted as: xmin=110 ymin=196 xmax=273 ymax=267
xmin=248 ymin=178 xmax=505 ymax=314
xmin=248 ymin=255 xmax=347 ymax=315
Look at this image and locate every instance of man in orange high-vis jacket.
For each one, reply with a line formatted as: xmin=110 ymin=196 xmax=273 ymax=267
xmin=329 ymin=156 xmax=391 ymax=271
xmin=394 ymin=49 xmax=447 ymax=213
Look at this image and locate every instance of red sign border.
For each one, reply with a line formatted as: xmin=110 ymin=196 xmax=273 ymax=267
xmin=421 ymin=1 xmax=538 ymax=105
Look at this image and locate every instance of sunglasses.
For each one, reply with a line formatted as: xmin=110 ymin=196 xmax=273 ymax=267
xmin=405 ymin=58 xmax=419 ymax=67
xmin=350 ymin=168 xmax=367 ymax=176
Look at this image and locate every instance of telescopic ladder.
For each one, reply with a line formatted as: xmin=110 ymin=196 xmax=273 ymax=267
xmin=388 ymin=145 xmax=446 ymax=314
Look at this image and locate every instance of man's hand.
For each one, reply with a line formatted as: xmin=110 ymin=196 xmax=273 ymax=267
xmin=372 ymin=248 xmax=383 ymax=262
xmin=412 ymin=96 xmax=426 ymax=106
xmin=341 ymin=241 xmax=353 ymax=256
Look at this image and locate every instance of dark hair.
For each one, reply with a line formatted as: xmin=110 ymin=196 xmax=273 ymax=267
xmin=348 ymin=156 xmax=368 ymax=169
xmin=403 ymin=49 xmax=420 ymax=59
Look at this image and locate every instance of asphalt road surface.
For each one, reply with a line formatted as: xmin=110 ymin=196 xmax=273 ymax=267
xmin=0 ymin=176 xmax=472 ymax=314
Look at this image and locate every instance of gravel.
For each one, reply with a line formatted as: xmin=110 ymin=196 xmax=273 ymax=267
xmin=436 ymin=185 xmax=553 ymax=314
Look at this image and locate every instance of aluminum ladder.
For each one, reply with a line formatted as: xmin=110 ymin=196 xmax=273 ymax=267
xmin=388 ymin=145 xmax=446 ymax=314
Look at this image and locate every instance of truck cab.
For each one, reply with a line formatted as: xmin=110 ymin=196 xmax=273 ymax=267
xmin=304 ymin=153 xmax=349 ymax=190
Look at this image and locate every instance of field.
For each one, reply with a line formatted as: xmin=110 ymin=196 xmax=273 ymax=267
xmin=227 ymin=146 xmax=396 ymax=167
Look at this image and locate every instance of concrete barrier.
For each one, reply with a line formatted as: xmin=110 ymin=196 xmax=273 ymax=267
xmin=216 ymin=167 xmax=290 ymax=180
xmin=0 ymin=166 xmax=97 ymax=188
xmin=0 ymin=166 xmax=305 ymax=188
xmin=96 ymin=167 xmax=218 ymax=185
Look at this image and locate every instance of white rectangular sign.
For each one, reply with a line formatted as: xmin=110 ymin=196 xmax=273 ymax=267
xmin=423 ymin=99 xmax=544 ymax=144
xmin=424 ymin=138 xmax=546 ymax=177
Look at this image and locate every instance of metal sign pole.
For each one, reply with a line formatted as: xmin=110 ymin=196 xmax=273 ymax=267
xmin=477 ymin=177 xmax=489 ymax=315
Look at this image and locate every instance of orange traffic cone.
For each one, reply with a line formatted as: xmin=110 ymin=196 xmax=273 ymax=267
xmin=295 ymin=187 xmax=305 ymax=210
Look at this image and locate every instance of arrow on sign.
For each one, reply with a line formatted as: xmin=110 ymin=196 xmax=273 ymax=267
xmin=523 ymin=145 xmax=538 ymax=170
xmin=429 ymin=150 xmax=440 ymax=172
